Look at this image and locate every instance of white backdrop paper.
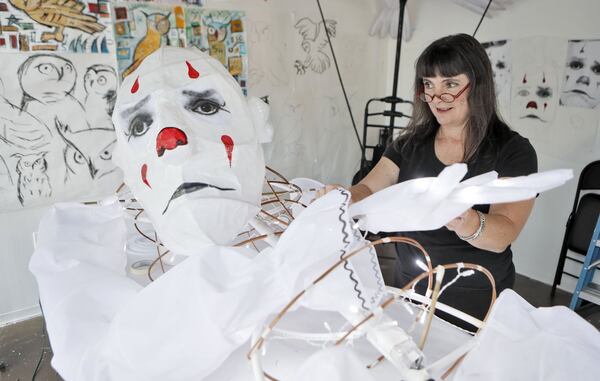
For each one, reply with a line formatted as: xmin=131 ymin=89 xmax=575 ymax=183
xmin=0 ymin=52 xmax=122 ymax=210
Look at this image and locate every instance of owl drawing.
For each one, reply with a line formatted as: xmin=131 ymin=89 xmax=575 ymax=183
xmin=122 ymin=12 xmax=171 ymax=79
xmin=56 ymin=120 xmax=117 ymax=182
xmin=19 ymin=54 xmax=90 ymax=133
xmin=12 ymin=151 xmax=52 ymax=206
xmin=84 ymin=65 xmax=117 ymax=129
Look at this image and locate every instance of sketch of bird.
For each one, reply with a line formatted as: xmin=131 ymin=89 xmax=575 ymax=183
xmin=0 ymin=95 xmax=53 ymax=151
xmin=18 ymin=54 xmax=90 ymax=133
xmin=12 ymin=151 xmax=52 ymax=206
xmin=122 ymin=11 xmax=171 ymax=79
xmin=56 ymin=120 xmax=116 ymax=183
xmin=84 ymin=64 xmax=117 ymax=129
xmin=204 ymin=13 xmax=231 ymax=43
xmin=8 ymin=0 xmax=105 ymax=43
xmin=294 ymin=17 xmax=337 ymax=75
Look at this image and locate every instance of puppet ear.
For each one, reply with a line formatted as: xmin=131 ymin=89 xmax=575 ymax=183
xmin=247 ymin=96 xmax=273 ymax=144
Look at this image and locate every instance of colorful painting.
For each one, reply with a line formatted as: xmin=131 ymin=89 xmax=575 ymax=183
xmin=185 ymin=8 xmax=247 ymax=94
xmin=0 ymin=0 xmax=113 ymax=53
xmin=113 ymin=4 xmax=247 ymax=91
xmin=0 ymin=52 xmax=121 ymax=210
xmin=113 ymin=2 xmax=186 ymax=79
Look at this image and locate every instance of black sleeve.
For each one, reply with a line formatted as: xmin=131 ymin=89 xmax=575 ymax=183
xmin=495 ymin=134 xmax=538 ymax=178
xmin=383 ymin=138 xmax=404 ymax=169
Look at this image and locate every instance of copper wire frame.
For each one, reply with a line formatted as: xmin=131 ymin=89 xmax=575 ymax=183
xmin=247 ymin=236 xmax=497 ymax=381
xmin=103 ymin=173 xmax=492 ymax=378
xmin=114 ymin=167 xmax=311 ymax=280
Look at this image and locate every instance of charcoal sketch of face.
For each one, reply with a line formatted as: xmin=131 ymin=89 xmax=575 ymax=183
xmin=482 ymin=40 xmax=511 ymax=96
xmin=513 ymin=66 xmax=557 ymax=123
xmin=560 ymin=39 xmax=600 ymax=109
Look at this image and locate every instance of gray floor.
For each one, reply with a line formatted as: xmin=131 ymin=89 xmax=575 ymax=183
xmin=1 ymin=262 xmax=599 ymax=380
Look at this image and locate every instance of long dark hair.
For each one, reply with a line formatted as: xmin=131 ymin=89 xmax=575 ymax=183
xmin=398 ymin=33 xmax=507 ymax=162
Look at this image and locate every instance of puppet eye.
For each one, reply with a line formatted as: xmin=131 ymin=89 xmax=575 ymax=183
xmin=568 ymin=60 xmax=584 ymax=70
xmin=190 ymin=99 xmax=225 ymax=115
xmin=591 ymin=63 xmax=600 ymax=75
xmin=127 ymin=113 xmax=153 ymax=140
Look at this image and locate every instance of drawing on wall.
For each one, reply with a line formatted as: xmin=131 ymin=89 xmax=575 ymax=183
xmin=0 ymin=52 xmax=121 ymax=210
xmin=482 ymin=39 xmax=511 ymax=100
xmin=113 ymin=2 xmax=186 ymax=79
xmin=512 ymin=66 xmax=558 ymax=124
xmin=560 ymin=39 xmax=600 ymax=109
xmin=294 ymin=17 xmax=337 ymax=75
xmin=0 ymin=0 xmax=113 ymax=53
xmin=185 ymin=8 xmax=248 ymax=94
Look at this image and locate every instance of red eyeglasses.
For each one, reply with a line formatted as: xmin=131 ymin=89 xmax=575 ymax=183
xmin=419 ymin=83 xmax=470 ymax=103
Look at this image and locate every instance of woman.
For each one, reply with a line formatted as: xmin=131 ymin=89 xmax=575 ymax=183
xmin=323 ymin=34 xmax=537 ymax=330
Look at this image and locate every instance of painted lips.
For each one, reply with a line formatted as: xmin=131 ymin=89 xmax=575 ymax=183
xmin=162 ymin=182 xmax=235 ymax=214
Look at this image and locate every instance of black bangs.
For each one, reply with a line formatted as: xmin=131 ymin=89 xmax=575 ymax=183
xmin=416 ymin=41 xmax=470 ymax=80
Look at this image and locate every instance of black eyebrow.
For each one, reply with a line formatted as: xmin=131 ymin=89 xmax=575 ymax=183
xmin=182 ymin=89 xmax=221 ymax=100
xmin=120 ymin=95 xmax=151 ymax=118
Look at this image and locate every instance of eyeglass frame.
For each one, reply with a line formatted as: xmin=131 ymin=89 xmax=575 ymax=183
xmin=418 ymin=82 xmax=471 ymax=103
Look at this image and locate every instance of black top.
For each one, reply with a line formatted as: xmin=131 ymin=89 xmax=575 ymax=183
xmin=383 ymin=126 xmax=537 ymax=325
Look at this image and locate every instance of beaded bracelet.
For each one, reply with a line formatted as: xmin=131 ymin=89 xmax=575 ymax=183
xmin=458 ymin=210 xmax=485 ymax=241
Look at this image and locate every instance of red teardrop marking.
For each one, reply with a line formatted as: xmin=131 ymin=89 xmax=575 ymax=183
xmin=156 ymin=127 xmax=188 ymax=157
xmin=522 ymin=74 xmax=527 ymax=84
xmin=542 ymin=73 xmax=546 ymax=83
xmin=221 ymin=134 xmax=234 ymax=167
xmin=131 ymin=76 xmax=140 ymax=94
xmin=141 ymin=164 xmax=151 ymax=188
xmin=544 ymin=102 xmax=548 ymax=110
xmin=186 ymin=61 xmax=200 ymax=79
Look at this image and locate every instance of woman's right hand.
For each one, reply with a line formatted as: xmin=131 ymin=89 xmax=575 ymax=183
xmin=314 ymin=184 xmax=346 ymax=200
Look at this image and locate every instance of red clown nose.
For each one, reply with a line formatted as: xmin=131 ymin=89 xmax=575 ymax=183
xmin=156 ymin=127 xmax=188 ymax=157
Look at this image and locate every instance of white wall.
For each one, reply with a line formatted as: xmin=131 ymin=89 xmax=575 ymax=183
xmin=0 ymin=206 xmax=48 ymax=325
xmin=389 ymin=0 xmax=600 ymax=287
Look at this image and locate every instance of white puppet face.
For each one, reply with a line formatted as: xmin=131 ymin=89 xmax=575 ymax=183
xmin=513 ymin=67 xmax=557 ymax=123
xmin=560 ymin=40 xmax=600 ymax=109
xmin=112 ymin=47 xmax=272 ymax=254
xmin=483 ymin=40 xmax=511 ymax=96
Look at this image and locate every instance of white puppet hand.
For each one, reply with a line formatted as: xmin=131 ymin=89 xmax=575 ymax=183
xmin=349 ymin=164 xmax=572 ymax=234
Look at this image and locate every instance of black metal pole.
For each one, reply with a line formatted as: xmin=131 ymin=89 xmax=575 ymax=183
xmin=388 ymin=0 xmax=407 ymax=140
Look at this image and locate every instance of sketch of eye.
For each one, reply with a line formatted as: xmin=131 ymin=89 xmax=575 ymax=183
xmin=64 ymin=63 xmax=73 ymax=73
xmin=208 ymin=27 xmax=216 ymax=34
xmin=100 ymin=149 xmax=112 ymax=160
xmin=73 ymin=150 xmax=86 ymax=165
xmin=127 ymin=113 xmax=153 ymax=140
xmin=36 ymin=63 xmax=58 ymax=76
xmin=536 ymin=87 xmax=552 ymax=98
xmin=591 ymin=62 xmax=600 ymax=75
xmin=518 ymin=89 xmax=530 ymax=97
xmin=97 ymin=76 xmax=107 ymax=86
xmin=568 ymin=59 xmax=584 ymax=70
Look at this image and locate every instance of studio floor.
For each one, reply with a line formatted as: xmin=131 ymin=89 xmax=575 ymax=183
xmin=1 ymin=273 xmax=599 ymax=381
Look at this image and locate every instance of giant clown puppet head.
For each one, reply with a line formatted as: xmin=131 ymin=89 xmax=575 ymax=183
xmin=112 ymin=47 xmax=272 ymax=255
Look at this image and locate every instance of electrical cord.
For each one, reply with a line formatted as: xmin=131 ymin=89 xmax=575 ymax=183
xmin=315 ymin=0 xmax=363 ymax=152
xmin=472 ymin=0 xmax=493 ymax=37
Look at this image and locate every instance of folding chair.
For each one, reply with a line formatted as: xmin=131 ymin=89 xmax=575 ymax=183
xmin=551 ymin=160 xmax=600 ymax=296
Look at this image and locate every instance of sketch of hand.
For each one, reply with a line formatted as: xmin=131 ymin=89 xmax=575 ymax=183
xmin=369 ymin=0 xmax=414 ymax=41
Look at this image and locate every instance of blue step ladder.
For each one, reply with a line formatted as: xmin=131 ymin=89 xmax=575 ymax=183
xmin=570 ymin=214 xmax=600 ymax=310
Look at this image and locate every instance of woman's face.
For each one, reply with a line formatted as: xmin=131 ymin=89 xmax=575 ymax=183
xmin=422 ymin=74 xmax=471 ymax=129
